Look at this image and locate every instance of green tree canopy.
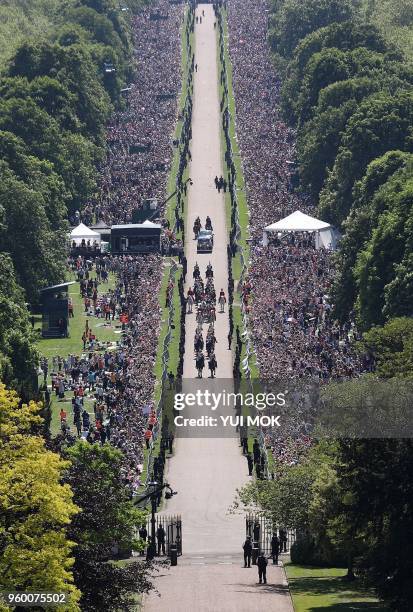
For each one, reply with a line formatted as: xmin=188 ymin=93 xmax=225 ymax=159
xmin=280 ymin=18 xmax=401 ymax=122
xmin=0 ymin=162 xmax=66 ymax=303
xmin=64 ymin=443 xmax=154 ymax=611
xmin=358 ymin=317 xmax=413 ymax=378
xmin=9 ymin=41 xmax=111 ymax=142
xmin=0 ymin=255 xmax=38 ymax=399
xmin=319 ymin=92 xmax=413 ymax=226
xmin=0 ymin=384 xmax=80 ymax=609
xmin=269 ymin=0 xmax=357 ymax=59
xmin=332 ymin=151 xmax=413 ymax=321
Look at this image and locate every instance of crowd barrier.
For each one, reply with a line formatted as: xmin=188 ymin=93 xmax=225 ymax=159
xmin=216 ymin=4 xmax=269 ymax=478
xmin=143 ymin=2 xmax=196 ymax=496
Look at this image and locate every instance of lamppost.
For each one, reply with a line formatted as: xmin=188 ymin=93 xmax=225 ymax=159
xmin=147 ymin=177 xmax=193 ymax=222
xmin=147 ymin=480 xmax=158 ymax=561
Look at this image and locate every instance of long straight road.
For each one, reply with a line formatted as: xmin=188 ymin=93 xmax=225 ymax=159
xmin=145 ymin=5 xmax=294 ymax=610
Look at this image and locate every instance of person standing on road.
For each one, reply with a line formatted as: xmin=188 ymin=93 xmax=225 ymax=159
xmin=257 ymin=552 xmax=268 ymax=584
xmin=208 ymin=353 xmax=217 ymax=378
xmin=247 ymin=453 xmax=254 ymax=476
xmin=243 ymin=536 xmax=252 ymax=568
xmin=271 ymin=534 xmax=280 ymax=565
xmin=279 ymin=528 xmax=288 ymax=553
xmin=156 ymin=524 xmax=166 ymax=556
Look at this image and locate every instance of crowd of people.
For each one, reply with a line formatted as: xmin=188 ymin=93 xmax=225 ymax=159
xmin=43 ymin=254 xmax=164 ymax=493
xmin=43 ymin=2 xmax=191 ymax=493
xmin=82 ymin=1 xmax=184 ymax=226
xmin=225 ymin=0 xmax=368 ymax=462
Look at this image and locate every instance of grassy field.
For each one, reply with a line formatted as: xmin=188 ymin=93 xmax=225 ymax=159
xmin=34 ymin=272 xmax=119 ymax=360
xmin=35 ymin=272 xmax=119 ymax=435
xmin=286 ymin=565 xmax=387 ymax=612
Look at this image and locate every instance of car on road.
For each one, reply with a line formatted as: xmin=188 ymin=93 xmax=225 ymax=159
xmin=197 ymin=229 xmax=214 ymax=253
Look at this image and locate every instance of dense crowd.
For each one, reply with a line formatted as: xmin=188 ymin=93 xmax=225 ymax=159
xmin=43 ymin=254 xmax=163 ymax=492
xmin=45 ymin=1 xmax=186 ymax=491
xmin=82 ymin=1 xmax=184 ymax=225
xmin=226 ymin=0 xmax=367 ymax=463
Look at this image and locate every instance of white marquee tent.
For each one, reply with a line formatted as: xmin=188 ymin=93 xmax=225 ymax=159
xmin=69 ymin=223 xmax=101 ymax=246
xmin=263 ymin=210 xmax=336 ymax=249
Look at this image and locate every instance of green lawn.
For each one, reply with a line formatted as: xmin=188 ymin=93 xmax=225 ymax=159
xmin=286 ymin=565 xmax=387 ymax=612
xmin=35 ymin=272 xmax=119 ymax=360
xmin=35 ymin=272 xmax=119 ymax=436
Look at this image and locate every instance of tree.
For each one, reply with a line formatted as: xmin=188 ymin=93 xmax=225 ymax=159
xmin=353 ymin=164 xmax=413 ymax=327
xmin=319 ymin=92 xmax=413 ymax=225
xmin=0 ymin=255 xmax=38 ymax=399
xmin=332 ymin=151 xmax=413 ymax=321
xmin=358 ymin=317 xmax=413 ymax=378
xmin=9 ymin=41 xmax=112 ymax=143
xmin=335 ymin=437 xmax=413 ymax=608
xmin=0 ymin=130 xmax=68 ymax=228
xmin=0 ymin=162 xmax=67 ymax=302
xmin=0 ymin=75 xmax=79 ymax=132
xmin=0 ymin=384 xmax=80 ymax=609
xmin=269 ymin=0 xmax=357 ymax=59
xmin=296 ymin=47 xmax=351 ymax=124
xmin=0 ymin=96 xmax=62 ymax=163
xmin=281 ymin=20 xmax=391 ymax=123
xmin=64 ymin=443 xmax=155 ymax=611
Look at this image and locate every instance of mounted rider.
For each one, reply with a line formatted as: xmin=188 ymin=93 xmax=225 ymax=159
xmin=193 ymin=216 xmax=201 ymax=238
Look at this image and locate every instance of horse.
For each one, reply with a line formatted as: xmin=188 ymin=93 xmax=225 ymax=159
xmin=193 ymin=217 xmax=201 ymax=239
xmin=195 ymin=353 xmax=205 ymax=378
xmin=193 ymin=263 xmax=200 ymax=279
xmin=208 ymin=355 xmax=217 ymax=378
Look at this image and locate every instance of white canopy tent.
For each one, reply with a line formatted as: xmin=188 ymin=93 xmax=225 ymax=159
xmin=263 ymin=210 xmax=335 ymax=250
xmin=70 ymin=223 xmax=101 ymax=246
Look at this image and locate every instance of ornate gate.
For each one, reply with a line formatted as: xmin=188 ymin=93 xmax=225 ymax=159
xmin=246 ymin=513 xmax=296 ymax=555
xmin=147 ymin=514 xmax=182 ymax=556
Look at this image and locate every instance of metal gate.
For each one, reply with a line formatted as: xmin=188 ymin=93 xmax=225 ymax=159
xmin=246 ymin=513 xmax=296 ymax=555
xmin=147 ymin=514 xmax=182 ymax=556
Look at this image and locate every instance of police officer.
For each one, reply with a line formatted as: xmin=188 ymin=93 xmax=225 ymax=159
xmin=247 ymin=453 xmax=254 ymax=476
xmin=243 ymin=536 xmax=252 ymax=568
xmin=271 ymin=533 xmax=280 ymax=565
xmin=156 ymin=524 xmax=166 ymax=555
xmin=257 ymin=552 xmax=268 ymax=584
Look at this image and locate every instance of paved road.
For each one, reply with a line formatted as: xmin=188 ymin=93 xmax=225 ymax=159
xmin=145 ymin=5 xmax=293 ymax=610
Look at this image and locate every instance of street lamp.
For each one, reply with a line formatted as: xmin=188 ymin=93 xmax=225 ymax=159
xmin=147 ymin=480 xmax=158 ymax=561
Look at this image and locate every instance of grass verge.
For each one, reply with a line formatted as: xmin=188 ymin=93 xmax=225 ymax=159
xmin=216 ymin=9 xmax=259 ymax=380
xmin=140 ymin=7 xmax=193 ymax=487
xmin=286 ymin=564 xmax=387 ymax=612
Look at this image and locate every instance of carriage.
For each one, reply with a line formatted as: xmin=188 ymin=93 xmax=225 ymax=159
xmin=197 ymin=229 xmax=214 ymax=253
